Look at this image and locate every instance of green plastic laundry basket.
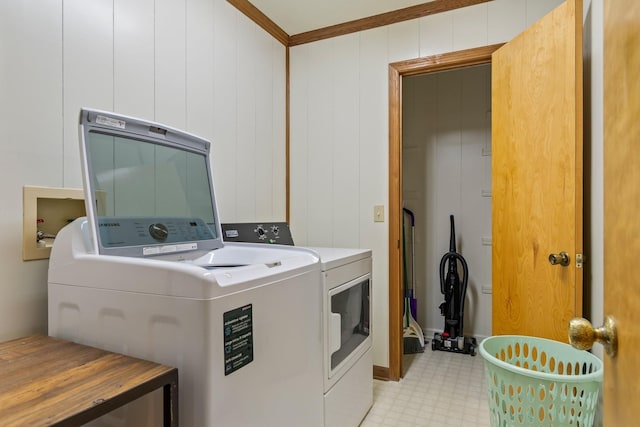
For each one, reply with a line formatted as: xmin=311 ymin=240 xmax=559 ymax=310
xmin=479 ymin=335 xmax=603 ymax=427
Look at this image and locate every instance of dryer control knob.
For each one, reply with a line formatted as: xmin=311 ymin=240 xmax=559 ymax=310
xmin=255 ymin=226 xmax=267 ymax=240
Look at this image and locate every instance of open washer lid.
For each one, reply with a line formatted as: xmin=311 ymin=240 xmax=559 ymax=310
xmin=78 ymin=109 xmax=224 ymax=257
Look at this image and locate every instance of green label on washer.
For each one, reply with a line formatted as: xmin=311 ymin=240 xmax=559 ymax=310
xmin=223 ymin=304 xmax=253 ymax=375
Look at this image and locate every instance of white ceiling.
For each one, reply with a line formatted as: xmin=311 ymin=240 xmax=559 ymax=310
xmin=249 ymin=0 xmax=431 ymax=35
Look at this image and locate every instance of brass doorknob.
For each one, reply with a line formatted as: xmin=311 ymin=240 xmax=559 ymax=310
xmin=568 ymin=315 xmax=617 ymax=357
xmin=549 ymin=251 xmax=570 ymax=266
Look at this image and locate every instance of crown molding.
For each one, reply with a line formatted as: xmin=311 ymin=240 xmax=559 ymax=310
xmin=227 ymin=0 xmax=491 ymax=47
xmin=227 ymin=0 xmax=289 ymax=46
xmin=288 ymin=0 xmax=490 ymax=46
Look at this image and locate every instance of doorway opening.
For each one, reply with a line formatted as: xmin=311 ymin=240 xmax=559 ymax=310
xmin=387 ymin=44 xmax=503 ymax=381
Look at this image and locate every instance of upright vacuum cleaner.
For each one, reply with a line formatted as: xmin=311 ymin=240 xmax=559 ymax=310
xmin=432 ymin=215 xmax=477 ymax=356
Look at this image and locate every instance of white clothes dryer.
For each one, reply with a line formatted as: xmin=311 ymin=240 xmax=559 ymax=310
xmin=48 ymin=109 xmax=324 ymax=427
xmin=220 ymin=224 xmax=373 ymax=427
xmin=308 ymin=247 xmax=373 ymax=427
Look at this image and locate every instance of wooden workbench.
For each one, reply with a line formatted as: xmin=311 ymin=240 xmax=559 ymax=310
xmin=0 ymin=335 xmax=178 ymax=426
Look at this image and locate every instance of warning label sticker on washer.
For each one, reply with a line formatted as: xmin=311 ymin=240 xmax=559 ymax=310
xmin=223 ymin=304 xmax=253 ymax=376
xmin=96 ymin=115 xmax=126 ymax=129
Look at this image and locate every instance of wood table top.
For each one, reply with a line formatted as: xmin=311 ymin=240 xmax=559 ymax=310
xmin=0 ymin=335 xmax=178 ymax=426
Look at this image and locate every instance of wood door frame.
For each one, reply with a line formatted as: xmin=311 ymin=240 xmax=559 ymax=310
xmin=387 ymin=44 xmax=503 ymax=381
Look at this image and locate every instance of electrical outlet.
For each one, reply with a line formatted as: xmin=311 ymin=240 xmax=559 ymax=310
xmin=374 ymin=205 xmax=384 ymax=222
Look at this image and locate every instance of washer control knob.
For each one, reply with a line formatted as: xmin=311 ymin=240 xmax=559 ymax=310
xmin=149 ymin=223 xmax=169 ymax=241
xmin=271 ymin=225 xmax=280 ymax=235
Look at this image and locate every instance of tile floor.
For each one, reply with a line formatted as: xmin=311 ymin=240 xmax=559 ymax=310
xmin=361 ymin=348 xmax=491 ymax=427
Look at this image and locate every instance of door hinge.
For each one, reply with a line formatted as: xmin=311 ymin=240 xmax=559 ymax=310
xmin=576 ymin=253 xmax=584 ymax=268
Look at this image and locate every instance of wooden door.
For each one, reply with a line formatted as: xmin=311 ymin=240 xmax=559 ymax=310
xmin=603 ymin=0 xmax=640 ymax=423
xmin=492 ymin=0 xmax=583 ymax=342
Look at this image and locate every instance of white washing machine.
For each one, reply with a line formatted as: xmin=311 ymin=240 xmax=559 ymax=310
xmin=48 ymin=109 xmax=324 ymax=427
xmin=221 ymin=225 xmax=373 ymax=427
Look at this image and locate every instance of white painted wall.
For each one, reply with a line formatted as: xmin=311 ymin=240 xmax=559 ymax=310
xmin=0 ymin=0 xmax=286 ymax=341
xmin=289 ymin=0 xmax=566 ymax=368
xmin=403 ymin=65 xmax=492 ymax=339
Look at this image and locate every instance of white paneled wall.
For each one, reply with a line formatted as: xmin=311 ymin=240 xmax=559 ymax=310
xmin=114 ymin=0 xmax=156 ymax=120
xmin=63 ymin=0 xmax=115 ymax=187
xmin=0 ymin=1 xmax=64 ymax=343
xmin=403 ymin=65 xmax=492 ymax=340
xmin=332 ymin=34 xmax=361 ymax=248
xmin=0 ymin=0 xmax=286 ymax=341
xmin=289 ymin=0 xmax=564 ymax=368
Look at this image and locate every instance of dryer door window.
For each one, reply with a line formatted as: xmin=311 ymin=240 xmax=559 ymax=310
xmin=329 ymin=276 xmax=370 ymax=373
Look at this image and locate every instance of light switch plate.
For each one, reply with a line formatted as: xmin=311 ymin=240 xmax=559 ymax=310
xmin=374 ymin=205 xmax=384 ymax=222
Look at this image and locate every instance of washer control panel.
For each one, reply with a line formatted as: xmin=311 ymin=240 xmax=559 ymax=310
xmin=221 ymin=222 xmax=294 ymax=245
xmin=97 ymin=216 xmax=215 ymax=248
